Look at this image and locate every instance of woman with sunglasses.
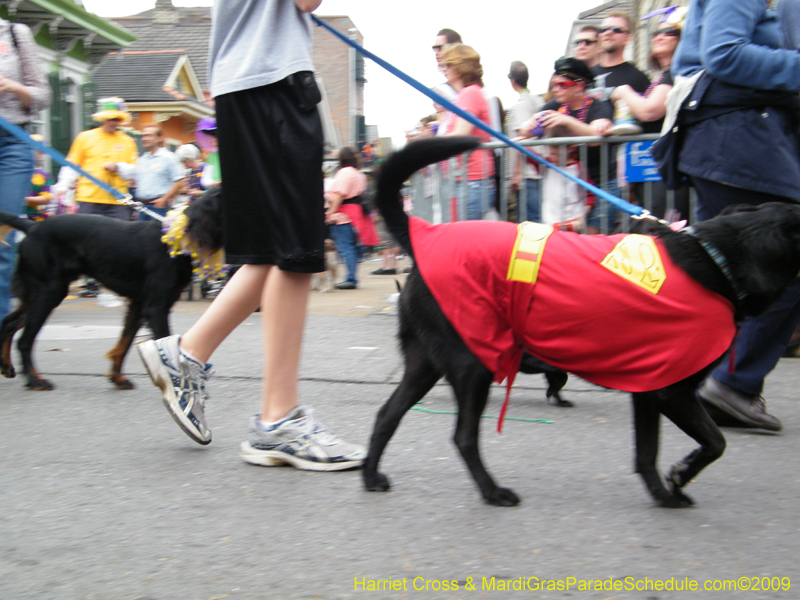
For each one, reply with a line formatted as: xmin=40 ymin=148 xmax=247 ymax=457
xmin=611 ymin=9 xmax=690 ymax=221
xmin=439 ymin=43 xmax=496 ymax=220
xmin=610 ymin=15 xmax=684 ymax=135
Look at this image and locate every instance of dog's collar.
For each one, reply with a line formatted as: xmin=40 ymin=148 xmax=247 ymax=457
xmin=682 ymin=226 xmax=747 ymax=303
xmin=161 ymin=205 xmax=227 ymax=279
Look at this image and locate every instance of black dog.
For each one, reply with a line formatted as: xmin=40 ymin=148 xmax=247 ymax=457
xmin=363 ymin=136 xmax=800 ymax=507
xmin=0 ymin=188 xmax=223 ymax=390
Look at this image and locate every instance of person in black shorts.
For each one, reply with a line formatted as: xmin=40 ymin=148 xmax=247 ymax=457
xmin=138 ymin=0 xmax=366 ymax=471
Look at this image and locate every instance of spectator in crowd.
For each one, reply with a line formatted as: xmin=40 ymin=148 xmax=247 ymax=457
xmin=519 ymin=57 xmax=614 ymax=232
xmin=587 ymin=13 xmax=649 ymax=231
xmin=175 ymin=143 xmax=205 ymax=202
xmin=139 ymin=0 xmax=367 ymax=471
xmin=195 ymin=117 xmax=221 ymax=189
xmin=651 ymin=0 xmax=800 ymax=431
xmin=611 ymin=7 xmax=690 ymax=220
xmin=440 ymin=43 xmax=496 ymax=220
xmin=611 ymin=8 xmax=687 ymax=133
xmin=325 ymin=146 xmax=374 ymax=289
xmin=117 ymin=125 xmax=185 ymax=221
xmin=432 ymin=29 xmax=503 ymax=198
xmin=0 ymin=16 xmax=50 ymax=320
xmin=56 ymin=97 xmax=138 ymax=221
xmin=505 ymin=60 xmax=544 ymax=222
xmin=592 ymin=12 xmax=651 ymax=93
xmin=432 ymin=28 xmax=463 ymax=99
xmin=573 ymin=25 xmax=601 ymax=68
xmin=433 ymin=27 xmax=462 ymax=63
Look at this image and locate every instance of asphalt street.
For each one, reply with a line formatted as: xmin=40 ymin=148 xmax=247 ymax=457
xmin=1 ymin=260 xmax=799 ymax=600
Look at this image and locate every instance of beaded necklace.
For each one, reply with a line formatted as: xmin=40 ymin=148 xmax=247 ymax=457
xmin=559 ymin=94 xmax=593 ymax=122
xmin=644 ymin=72 xmax=665 ymax=98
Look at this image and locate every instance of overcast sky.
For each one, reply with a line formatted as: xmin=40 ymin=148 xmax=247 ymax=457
xmin=82 ymin=0 xmax=603 ymax=147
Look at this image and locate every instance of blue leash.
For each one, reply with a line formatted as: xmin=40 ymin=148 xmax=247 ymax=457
xmin=0 ymin=115 xmax=165 ymax=221
xmin=311 ymin=14 xmax=644 ymax=217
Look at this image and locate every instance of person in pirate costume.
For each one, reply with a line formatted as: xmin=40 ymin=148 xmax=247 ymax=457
xmin=519 ymin=58 xmax=615 ymax=231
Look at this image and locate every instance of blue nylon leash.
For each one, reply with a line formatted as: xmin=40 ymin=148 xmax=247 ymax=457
xmin=0 ymin=115 xmax=165 ymax=222
xmin=311 ymin=13 xmax=643 ymax=217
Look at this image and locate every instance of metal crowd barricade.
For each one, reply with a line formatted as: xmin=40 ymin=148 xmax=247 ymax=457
xmin=406 ymin=133 xmax=697 ymax=234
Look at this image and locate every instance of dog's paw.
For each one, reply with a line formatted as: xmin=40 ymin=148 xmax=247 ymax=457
xmin=658 ymin=491 xmax=694 ymax=508
xmin=548 ymin=393 xmax=574 ymax=407
xmin=111 ymin=376 xmax=135 ymax=390
xmin=25 ymin=377 xmax=54 ymax=391
xmin=663 ymin=474 xmax=695 ymax=508
xmin=484 ymin=487 xmax=521 ymax=507
xmin=363 ymin=471 xmax=391 ymax=492
xmin=0 ymin=364 xmax=16 ymax=379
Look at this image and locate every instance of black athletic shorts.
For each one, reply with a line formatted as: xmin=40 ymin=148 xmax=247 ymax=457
xmin=215 ymin=71 xmax=325 ymax=272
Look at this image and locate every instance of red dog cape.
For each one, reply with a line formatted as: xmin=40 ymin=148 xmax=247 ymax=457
xmin=409 ymin=218 xmax=736 ymax=430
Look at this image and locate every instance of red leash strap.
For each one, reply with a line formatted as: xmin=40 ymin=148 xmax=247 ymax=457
xmin=728 ymin=326 xmax=740 ymax=374
xmin=497 ymin=371 xmax=517 ymax=433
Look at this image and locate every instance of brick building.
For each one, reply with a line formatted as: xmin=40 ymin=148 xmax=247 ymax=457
xmin=311 ymin=15 xmax=366 ymax=150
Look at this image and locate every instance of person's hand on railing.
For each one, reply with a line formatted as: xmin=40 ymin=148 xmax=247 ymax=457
xmin=591 ymin=119 xmax=613 ymax=136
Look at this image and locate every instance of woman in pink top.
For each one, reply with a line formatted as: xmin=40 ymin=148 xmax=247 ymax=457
xmin=440 ymin=44 xmax=495 ymax=220
xmin=325 ymin=147 xmax=376 ymax=289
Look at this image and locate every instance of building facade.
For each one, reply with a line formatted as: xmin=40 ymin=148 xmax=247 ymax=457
xmin=0 ymin=0 xmax=136 ymax=157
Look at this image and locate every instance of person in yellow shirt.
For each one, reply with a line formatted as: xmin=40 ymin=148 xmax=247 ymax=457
xmin=54 ymin=97 xmax=138 ymax=220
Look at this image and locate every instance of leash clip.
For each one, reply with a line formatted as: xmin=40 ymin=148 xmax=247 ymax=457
xmin=631 ymin=209 xmax=670 ymax=227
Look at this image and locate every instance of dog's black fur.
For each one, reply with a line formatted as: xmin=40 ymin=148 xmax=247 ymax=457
xmin=364 ymin=136 xmax=800 ymax=507
xmin=0 ymin=188 xmax=224 ymax=390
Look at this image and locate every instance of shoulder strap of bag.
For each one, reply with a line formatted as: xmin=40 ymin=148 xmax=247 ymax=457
xmin=9 ymin=23 xmax=19 ymax=51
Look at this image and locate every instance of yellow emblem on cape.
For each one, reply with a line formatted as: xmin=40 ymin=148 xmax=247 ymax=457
xmin=506 ymin=221 xmax=554 ymax=284
xmin=600 ymin=234 xmax=666 ymax=294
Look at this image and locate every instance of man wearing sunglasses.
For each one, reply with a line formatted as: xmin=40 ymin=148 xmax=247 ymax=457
xmin=591 ymin=12 xmax=650 ymax=94
xmin=573 ymin=25 xmax=600 ymax=68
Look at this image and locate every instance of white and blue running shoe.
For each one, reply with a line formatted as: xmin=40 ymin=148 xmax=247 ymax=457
xmin=138 ymin=335 xmax=213 ymax=445
xmin=240 ymin=406 xmax=366 ymax=471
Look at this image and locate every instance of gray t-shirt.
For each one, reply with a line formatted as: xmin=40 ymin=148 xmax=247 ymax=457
xmin=209 ymin=0 xmax=316 ymax=98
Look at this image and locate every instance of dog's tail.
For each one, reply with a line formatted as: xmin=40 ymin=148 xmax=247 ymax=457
xmin=376 ymin=136 xmax=482 ymax=259
xmin=0 ymin=211 xmax=35 ymax=247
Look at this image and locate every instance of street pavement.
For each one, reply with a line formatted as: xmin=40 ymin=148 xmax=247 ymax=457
xmin=1 ymin=257 xmax=799 ymax=600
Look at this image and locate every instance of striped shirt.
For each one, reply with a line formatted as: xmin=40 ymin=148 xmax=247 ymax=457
xmin=0 ymin=20 xmax=50 ymax=124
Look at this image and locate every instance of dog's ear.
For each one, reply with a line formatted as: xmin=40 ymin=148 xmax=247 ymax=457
xmin=185 ymin=187 xmax=225 ymax=251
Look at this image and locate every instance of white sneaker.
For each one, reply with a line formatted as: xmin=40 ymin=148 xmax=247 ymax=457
xmin=138 ymin=335 xmax=213 ymax=444
xmin=240 ymin=406 xmax=366 ymax=471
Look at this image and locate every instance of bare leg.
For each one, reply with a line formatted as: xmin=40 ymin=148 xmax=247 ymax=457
xmin=259 ymin=269 xmax=312 ymax=422
xmin=180 ymin=264 xmax=267 ymax=363
xmin=179 ymin=264 xmax=312 ymax=423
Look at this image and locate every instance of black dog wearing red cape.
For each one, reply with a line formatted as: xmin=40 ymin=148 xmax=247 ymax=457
xmin=363 ymin=136 xmax=800 ymax=507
